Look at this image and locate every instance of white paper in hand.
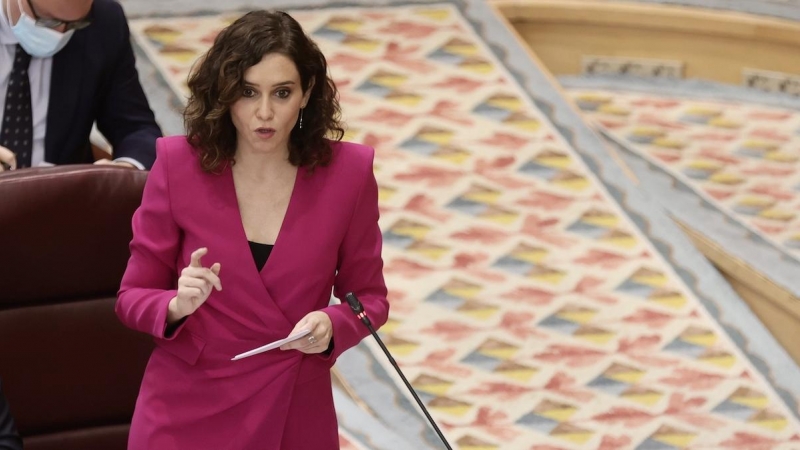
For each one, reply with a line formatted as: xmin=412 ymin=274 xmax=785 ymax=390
xmin=231 ymin=329 xmax=311 ymax=361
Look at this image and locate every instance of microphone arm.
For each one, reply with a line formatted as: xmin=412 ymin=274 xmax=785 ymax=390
xmin=344 ymin=292 xmax=453 ymax=450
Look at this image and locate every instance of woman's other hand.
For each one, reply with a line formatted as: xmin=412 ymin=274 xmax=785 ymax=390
xmin=280 ymin=311 xmax=333 ymax=354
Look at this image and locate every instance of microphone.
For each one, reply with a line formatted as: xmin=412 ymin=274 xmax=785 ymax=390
xmin=344 ymin=292 xmax=453 ymax=450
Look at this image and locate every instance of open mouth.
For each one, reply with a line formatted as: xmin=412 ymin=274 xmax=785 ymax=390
xmin=255 ymin=127 xmax=276 ymax=137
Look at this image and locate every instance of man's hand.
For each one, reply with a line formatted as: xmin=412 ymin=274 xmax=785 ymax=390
xmin=0 ymin=146 xmax=17 ymax=172
xmin=94 ymin=159 xmax=136 ymax=169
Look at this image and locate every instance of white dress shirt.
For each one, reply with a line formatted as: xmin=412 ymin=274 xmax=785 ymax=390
xmin=0 ymin=5 xmax=51 ymax=167
xmin=0 ymin=6 xmax=143 ymax=169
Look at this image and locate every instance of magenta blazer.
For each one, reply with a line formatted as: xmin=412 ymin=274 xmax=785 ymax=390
xmin=116 ymin=136 xmax=389 ymax=449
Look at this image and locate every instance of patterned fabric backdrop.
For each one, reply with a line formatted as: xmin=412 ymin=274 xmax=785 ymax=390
xmin=568 ymin=89 xmax=800 ymax=260
xmin=130 ymin=4 xmax=800 ymax=449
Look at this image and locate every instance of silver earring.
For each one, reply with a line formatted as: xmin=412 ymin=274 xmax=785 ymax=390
xmin=299 ymin=108 xmax=304 ymax=129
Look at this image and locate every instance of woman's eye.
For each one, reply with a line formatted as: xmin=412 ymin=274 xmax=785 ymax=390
xmin=243 ymin=88 xmax=256 ymax=98
xmin=275 ymin=89 xmax=291 ymax=99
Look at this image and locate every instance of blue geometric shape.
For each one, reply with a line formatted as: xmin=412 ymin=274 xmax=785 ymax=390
xmin=627 ymin=134 xmax=655 ymax=145
xmin=492 ymin=256 xmax=534 ymax=275
xmin=785 ymin=238 xmax=800 ymax=249
xmin=519 ymin=160 xmax=559 ymax=179
xmin=446 ymin=197 xmax=488 ymax=216
xmin=515 ymin=412 xmax=560 ymax=434
xmin=382 ymin=231 xmax=415 ymax=249
xmin=679 ymin=114 xmax=711 ymax=125
xmin=426 ymin=289 xmax=465 ymax=309
xmin=427 ymin=48 xmax=463 ymax=65
xmin=356 ymin=80 xmax=392 ymax=97
xmin=682 ymin=168 xmax=712 ymax=180
xmin=312 ymin=27 xmax=346 ymax=42
xmin=538 ymin=315 xmax=581 ymax=335
xmin=712 ymin=399 xmax=756 ymax=421
xmin=566 ymin=221 xmax=608 ymax=239
xmin=461 ymin=351 xmax=502 ymax=371
xmin=587 ymin=376 xmax=630 ymax=396
xmin=146 ymin=38 xmax=165 ymax=50
xmin=615 ymin=280 xmax=655 ymax=298
xmin=734 ymin=147 xmax=766 ymax=159
xmin=663 ymin=338 xmax=705 ymax=358
xmin=418 ymin=391 xmax=437 ymax=405
xmin=636 ymin=438 xmax=677 ymax=450
xmin=732 ymin=205 xmax=762 ymax=216
xmin=472 ymin=103 xmax=512 ymax=121
xmin=399 ymin=138 xmax=438 ymax=155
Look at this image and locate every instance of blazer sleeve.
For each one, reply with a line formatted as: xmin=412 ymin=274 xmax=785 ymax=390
xmin=324 ymin=147 xmax=390 ymax=361
xmin=116 ymin=139 xmax=184 ymax=339
xmin=95 ymin=1 xmax=161 ymax=170
xmin=0 ymin=380 xmax=22 ymax=450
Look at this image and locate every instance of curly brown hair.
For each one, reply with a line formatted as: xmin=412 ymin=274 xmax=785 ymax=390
xmin=183 ymin=10 xmax=344 ymax=172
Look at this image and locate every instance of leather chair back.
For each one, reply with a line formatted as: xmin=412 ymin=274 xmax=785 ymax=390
xmin=0 ymin=165 xmax=154 ymax=450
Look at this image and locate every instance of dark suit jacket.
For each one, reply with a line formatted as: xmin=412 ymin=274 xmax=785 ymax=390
xmin=0 ymin=379 xmax=22 ymax=450
xmin=46 ymin=0 xmax=161 ymax=169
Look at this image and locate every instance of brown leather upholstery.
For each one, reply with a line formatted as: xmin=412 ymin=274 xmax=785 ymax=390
xmin=0 ymin=165 xmax=155 ymax=450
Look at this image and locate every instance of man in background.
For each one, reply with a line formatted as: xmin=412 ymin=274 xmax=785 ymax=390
xmin=0 ymin=0 xmax=161 ymax=171
xmin=0 ymin=379 xmax=21 ymax=450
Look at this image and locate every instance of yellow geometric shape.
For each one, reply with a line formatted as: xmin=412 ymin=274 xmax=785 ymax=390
xmin=731 ymin=388 xmax=769 ymax=409
xmin=430 ymin=397 xmax=471 ymax=417
xmin=741 ymin=140 xmax=778 ymax=152
xmin=652 ymin=137 xmax=685 ymax=149
xmin=575 ymin=327 xmax=615 ymax=345
xmin=392 ymin=219 xmax=430 ymax=239
xmin=652 ymin=425 xmax=696 ymax=447
xmin=709 ymin=172 xmax=744 ymax=185
xmin=443 ymin=279 xmax=482 ymax=299
xmin=750 ymin=410 xmax=788 ymax=431
xmin=557 ymin=306 xmax=596 ymax=324
xmin=496 ymin=361 xmax=538 ymax=382
xmin=343 ymin=36 xmax=380 ymax=52
xmin=384 ymin=336 xmax=419 ymax=357
xmin=415 ymin=8 xmax=451 ymax=21
xmin=708 ymin=117 xmax=742 ymax=129
xmin=479 ymin=339 xmax=518 ymax=360
xmin=651 ymin=292 xmax=687 ymax=309
xmin=529 ymin=268 xmax=567 ymax=285
xmin=699 ymin=352 xmax=736 ymax=369
xmin=341 ymin=127 xmax=360 ymax=142
xmin=759 ymin=209 xmax=795 ymax=222
xmin=630 ymin=127 xmax=666 ymax=139
xmin=459 ymin=303 xmax=499 ymax=320
xmin=765 ymin=151 xmax=798 ymax=163
xmin=380 ymin=318 xmax=402 ymax=335
xmin=737 ymin=196 xmax=772 ymax=208
xmin=387 ymin=92 xmax=423 ymax=107
xmin=508 ymin=118 xmax=541 ymax=132
xmin=597 ymin=104 xmax=631 ymax=116
xmin=414 ymin=374 xmax=453 ymax=396
xmin=484 ymin=212 xmax=519 ymax=225
xmin=622 ymin=388 xmax=663 ymax=407
xmin=631 ymin=268 xmax=668 ymax=287
xmin=582 ymin=209 xmax=618 ymax=228
xmin=457 ymin=435 xmax=498 ymax=450
xmin=603 ymin=231 xmax=638 ymax=249
xmin=553 ymin=176 xmax=590 ymax=192
xmin=378 ymin=185 xmax=397 ymax=202
xmin=575 ymin=93 xmax=612 ymax=105
xmin=487 ymin=95 xmax=523 ymax=111
xmin=370 ymin=71 xmax=408 ymax=88
xmin=535 ymin=150 xmax=571 ymax=169
xmin=686 ymin=159 xmax=722 ymax=171
xmin=162 ymin=50 xmax=198 ymax=64
xmin=464 ymin=186 xmax=502 ymax=204
xmin=418 ymin=127 xmax=454 ymax=145
xmin=443 ymin=38 xmax=478 ymax=57
xmin=681 ymin=328 xmax=717 ymax=347
xmin=552 ymin=423 xmax=593 ymax=445
xmin=511 ymin=244 xmax=548 ymax=264
xmin=538 ymin=405 xmax=577 ymax=422
xmin=685 ymin=107 xmax=721 ymax=118
xmin=325 ymin=17 xmax=363 ymax=33
xmin=460 ymin=59 xmax=493 ymax=74
xmin=435 ymin=147 xmax=471 ymax=164
xmin=408 ymin=241 xmax=449 ymax=260
xmin=605 ymin=363 xmax=646 ymax=384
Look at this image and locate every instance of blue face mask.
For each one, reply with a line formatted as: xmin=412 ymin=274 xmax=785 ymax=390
xmin=9 ymin=0 xmax=74 ymax=58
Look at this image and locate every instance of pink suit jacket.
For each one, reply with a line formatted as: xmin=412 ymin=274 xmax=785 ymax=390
xmin=116 ymin=136 xmax=389 ymax=449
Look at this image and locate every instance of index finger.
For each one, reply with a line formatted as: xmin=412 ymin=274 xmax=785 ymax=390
xmin=189 ymin=247 xmax=208 ymax=268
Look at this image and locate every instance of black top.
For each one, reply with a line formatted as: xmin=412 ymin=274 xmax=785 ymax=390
xmin=248 ymin=241 xmax=274 ymax=272
xmin=0 ymin=379 xmax=23 ymax=450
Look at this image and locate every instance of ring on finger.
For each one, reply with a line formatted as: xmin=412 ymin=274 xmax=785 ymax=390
xmin=308 ymin=335 xmax=317 ymax=345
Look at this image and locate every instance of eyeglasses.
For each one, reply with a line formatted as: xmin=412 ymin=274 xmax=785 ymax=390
xmin=27 ymin=0 xmax=92 ymax=31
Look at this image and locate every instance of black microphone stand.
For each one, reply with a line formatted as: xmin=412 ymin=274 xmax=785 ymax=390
xmin=344 ymin=292 xmax=453 ymax=450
